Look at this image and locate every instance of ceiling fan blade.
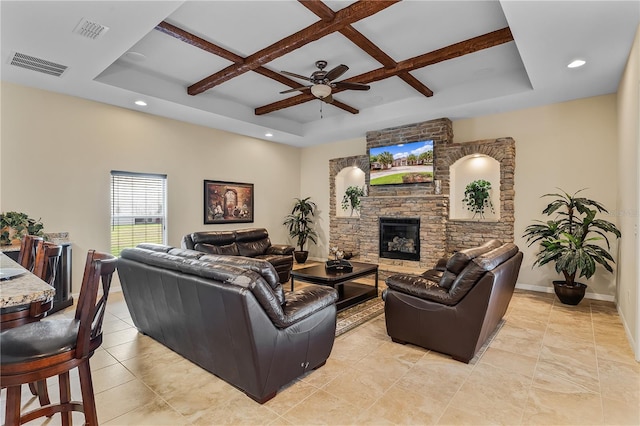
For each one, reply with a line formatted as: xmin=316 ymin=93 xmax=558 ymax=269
xmin=280 ymin=86 xmax=311 ymax=94
xmin=334 ymin=81 xmax=371 ymax=91
xmin=280 ymin=70 xmax=312 ymax=82
xmin=321 ymin=94 xmax=334 ymax=104
xmin=324 ymin=64 xmax=349 ymax=82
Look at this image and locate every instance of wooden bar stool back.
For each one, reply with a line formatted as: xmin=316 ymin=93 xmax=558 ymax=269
xmin=16 ymin=235 xmax=44 ymax=272
xmin=1 ymin=241 xmax=62 ymax=330
xmin=0 ymin=250 xmax=117 ymax=426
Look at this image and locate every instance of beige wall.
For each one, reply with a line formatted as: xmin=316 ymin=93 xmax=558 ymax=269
xmin=301 ymin=94 xmax=620 ymax=299
xmin=453 ymin=94 xmax=619 ymax=298
xmin=0 ymin=82 xmax=301 ymax=291
xmin=616 ymin=24 xmax=640 ymax=360
xmin=300 ymin=137 xmax=366 ymax=259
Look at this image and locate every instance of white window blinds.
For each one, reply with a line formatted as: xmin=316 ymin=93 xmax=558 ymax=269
xmin=110 ymin=171 xmax=167 ymax=256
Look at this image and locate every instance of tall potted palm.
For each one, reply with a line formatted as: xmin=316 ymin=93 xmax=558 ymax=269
xmin=283 ymin=197 xmax=318 ymax=264
xmin=523 ymin=189 xmax=621 ymax=305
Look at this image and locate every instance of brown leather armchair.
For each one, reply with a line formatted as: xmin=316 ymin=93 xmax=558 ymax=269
xmin=382 ymin=240 xmax=523 ymax=363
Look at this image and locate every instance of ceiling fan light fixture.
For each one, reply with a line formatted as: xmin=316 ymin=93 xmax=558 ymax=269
xmin=311 ymin=84 xmax=332 ymax=99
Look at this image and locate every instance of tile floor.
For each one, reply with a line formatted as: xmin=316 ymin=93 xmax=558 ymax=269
xmin=1 ymin=289 xmax=639 ymax=425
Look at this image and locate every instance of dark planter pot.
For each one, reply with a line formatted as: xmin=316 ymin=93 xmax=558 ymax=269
xmin=294 ymin=251 xmax=309 ymax=264
xmin=553 ymin=281 xmax=587 ymax=305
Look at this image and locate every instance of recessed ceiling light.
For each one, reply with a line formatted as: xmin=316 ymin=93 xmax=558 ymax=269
xmin=265 ymin=132 xmax=273 ymax=137
xmin=567 ymin=59 xmax=586 ymax=68
xmin=134 ymin=100 xmax=147 ymax=106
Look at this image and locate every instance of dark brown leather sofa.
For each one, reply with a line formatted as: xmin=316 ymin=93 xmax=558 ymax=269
xmin=117 ymin=244 xmax=338 ymax=403
xmin=382 ymin=240 xmax=523 ymax=363
xmin=182 ymin=228 xmax=294 ymax=283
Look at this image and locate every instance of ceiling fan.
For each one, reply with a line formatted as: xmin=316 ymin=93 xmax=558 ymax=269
xmin=279 ymin=60 xmax=370 ymax=103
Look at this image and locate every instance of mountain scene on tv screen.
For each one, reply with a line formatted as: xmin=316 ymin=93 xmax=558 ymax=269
xmin=369 ymin=140 xmax=434 ymax=185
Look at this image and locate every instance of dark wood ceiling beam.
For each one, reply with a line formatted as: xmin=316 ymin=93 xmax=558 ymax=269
xmin=300 ymin=3 xmax=434 ymax=97
xmin=155 ymin=21 xmax=360 ymax=115
xmin=298 ymin=0 xmax=335 ymax=22
xmin=255 ymin=27 xmax=513 ymax=115
xmin=188 ymin=0 xmax=400 ymax=95
xmin=155 ymin=21 xmax=244 ymax=63
xmin=338 ymin=26 xmax=433 ymax=96
xmin=352 ymin=27 xmax=514 ymax=84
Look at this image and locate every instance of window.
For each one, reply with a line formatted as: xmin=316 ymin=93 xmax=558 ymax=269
xmin=110 ymin=171 xmax=167 ymax=256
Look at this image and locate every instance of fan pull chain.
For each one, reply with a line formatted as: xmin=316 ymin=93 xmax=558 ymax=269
xmin=320 ymin=100 xmax=323 ymax=119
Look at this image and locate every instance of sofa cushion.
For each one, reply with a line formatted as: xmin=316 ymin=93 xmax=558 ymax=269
xmin=195 ymin=242 xmax=240 ymax=256
xmin=385 ymin=274 xmax=449 ymax=303
xmin=447 ymin=243 xmax=518 ymax=304
xmin=136 ymin=243 xmax=174 ymax=253
xmin=167 ymin=248 xmax=206 ymax=259
xmin=237 ymin=239 xmax=271 ymax=257
xmin=200 ymin=254 xmax=285 ymax=305
xmin=191 ymin=231 xmax=236 ymax=246
xmin=439 ymin=239 xmax=502 ymax=289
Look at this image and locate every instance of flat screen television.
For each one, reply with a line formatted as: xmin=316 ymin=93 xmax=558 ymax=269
xmin=369 ymin=140 xmax=434 ymax=186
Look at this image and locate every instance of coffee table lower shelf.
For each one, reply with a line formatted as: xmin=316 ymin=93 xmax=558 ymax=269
xmin=290 ymin=261 xmax=379 ymax=313
xmin=335 ymin=282 xmax=378 ymax=312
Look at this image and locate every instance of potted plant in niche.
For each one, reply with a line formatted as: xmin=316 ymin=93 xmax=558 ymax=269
xmin=523 ymin=189 xmax=621 ymax=305
xmin=283 ymin=197 xmax=318 ymax=264
xmin=462 ymin=179 xmax=494 ymax=219
xmin=0 ymin=211 xmax=45 ymax=246
xmin=341 ymin=185 xmax=365 ymax=216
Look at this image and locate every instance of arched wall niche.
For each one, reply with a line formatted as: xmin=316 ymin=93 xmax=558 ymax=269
xmin=329 ymin=155 xmax=368 ymax=257
xmin=450 ymin=155 xmax=501 ymax=220
xmin=335 ymin=166 xmax=366 ymax=218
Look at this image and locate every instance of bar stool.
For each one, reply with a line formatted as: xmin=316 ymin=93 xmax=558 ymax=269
xmin=1 ymin=250 xmax=117 ymax=425
xmin=16 ymin=234 xmax=44 ymax=272
xmin=1 ymin=241 xmax=61 ymax=330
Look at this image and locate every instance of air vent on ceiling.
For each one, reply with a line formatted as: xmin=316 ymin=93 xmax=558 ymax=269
xmin=9 ymin=52 xmax=67 ymax=77
xmin=73 ymin=18 xmax=109 ymax=40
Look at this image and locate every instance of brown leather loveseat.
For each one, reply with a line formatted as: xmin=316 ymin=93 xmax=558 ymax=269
xmin=382 ymin=240 xmax=523 ymax=363
xmin=182 ymin=228 xmax=294 ymax=283
xmin=117 ymin=243 xmax=338 ymax=403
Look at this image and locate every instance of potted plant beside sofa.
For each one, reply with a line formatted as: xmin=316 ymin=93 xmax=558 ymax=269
xmin=523 ymin=189 xmax=621 ymax=305
xmin=283 ymin=197 xmax=318 ymax=264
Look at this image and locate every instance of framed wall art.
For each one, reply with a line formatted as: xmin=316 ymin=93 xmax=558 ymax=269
xmin=204 ymin=180 xmax=254 ymax=224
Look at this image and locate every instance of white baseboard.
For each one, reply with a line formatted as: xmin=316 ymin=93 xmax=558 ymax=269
xmin=515 ymin=282 xmax=615 ymax=302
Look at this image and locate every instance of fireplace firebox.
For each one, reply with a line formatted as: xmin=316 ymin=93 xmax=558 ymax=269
xmin=379 ymin=217 xmax=420 ymax=261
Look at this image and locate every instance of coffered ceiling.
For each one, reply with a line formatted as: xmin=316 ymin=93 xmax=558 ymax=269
xmin=1 ymin=1 xmax=638 ymax=147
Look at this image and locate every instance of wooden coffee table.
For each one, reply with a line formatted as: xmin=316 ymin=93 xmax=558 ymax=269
xmin=290 ymin=261 xmax=378 ymax=312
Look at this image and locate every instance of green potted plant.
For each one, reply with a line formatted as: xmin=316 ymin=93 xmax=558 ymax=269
xmin=462 ymin=179 xmax=494 ymax=219
xmin=0 ymin=211 xmax=45 ymax=246
xmin=341 ymin=186 xmax=365 ymax=216
xmin=283 ymin=197 xmax=318 ymax=264
xmin=523 ymin=189 xmax=621 ymax=305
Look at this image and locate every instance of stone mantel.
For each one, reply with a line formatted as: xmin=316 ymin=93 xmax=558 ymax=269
xmin=363 ymin=194 xmax=448 ymax=200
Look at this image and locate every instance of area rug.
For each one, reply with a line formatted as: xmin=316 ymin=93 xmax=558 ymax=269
xmin=335 ymin=296 xmax=385 ymax=337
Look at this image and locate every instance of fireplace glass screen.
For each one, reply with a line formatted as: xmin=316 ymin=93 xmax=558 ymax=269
xmin=379 ymin=217 xmax=420 ymax=261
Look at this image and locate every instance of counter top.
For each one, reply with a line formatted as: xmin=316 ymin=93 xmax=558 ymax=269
xmin=0 ymin=253 xmax=55 ymax=308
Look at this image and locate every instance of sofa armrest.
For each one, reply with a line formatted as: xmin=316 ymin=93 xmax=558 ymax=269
xmin=280 ymin=285 xmax=338 ymax=327
xmin=267 ymin=244 xmax=295 ymax=255
xmin=385 ymin=274 xmax=453 ymax=305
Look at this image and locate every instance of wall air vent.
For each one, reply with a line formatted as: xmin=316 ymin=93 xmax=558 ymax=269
xmin=9 ymin=52 xmax=67 ymax=77
xmin=73 ymin=18 xmax=109 ymax=40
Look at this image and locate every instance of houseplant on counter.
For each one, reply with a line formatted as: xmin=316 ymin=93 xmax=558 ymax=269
xmin=523 ymin=189 xmax=621 ymax=305
xmin=0 ymin=211 xmax=45 ymax=246
xmin=283 ymin=197 xmax=318 ymax=264
xmin=341 ymin=185 xmax=365 ymax=217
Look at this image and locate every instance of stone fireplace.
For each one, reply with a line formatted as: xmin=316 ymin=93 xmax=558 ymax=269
xmin=329 ymin=117 xmax=515 ymax=276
